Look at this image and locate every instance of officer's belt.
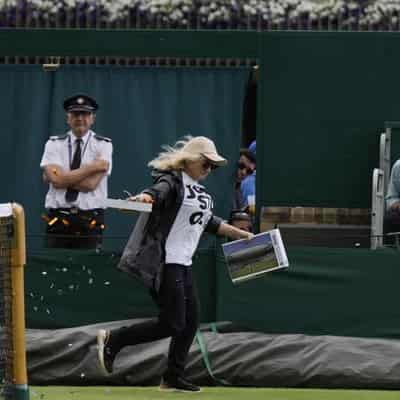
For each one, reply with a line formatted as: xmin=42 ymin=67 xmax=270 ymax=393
xmin=48 ymin=208 xmax=104 ymax=216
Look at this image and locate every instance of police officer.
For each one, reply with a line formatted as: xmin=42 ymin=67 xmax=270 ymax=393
xmin=40 ymin=94 xmax=113 ymax=249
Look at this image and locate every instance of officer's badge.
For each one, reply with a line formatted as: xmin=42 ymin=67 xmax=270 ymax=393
xmin=77 ymin=97 xmax=84 ymax=104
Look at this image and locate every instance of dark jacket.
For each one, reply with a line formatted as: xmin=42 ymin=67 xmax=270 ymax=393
xmin=117 ymin=170 xmax=222 ymax=292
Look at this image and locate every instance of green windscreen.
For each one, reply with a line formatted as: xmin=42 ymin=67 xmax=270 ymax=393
xmin=0 ymin=65 xmax=249 ymax=250
xmin=258 ymin=32 xmax=400 ymax=209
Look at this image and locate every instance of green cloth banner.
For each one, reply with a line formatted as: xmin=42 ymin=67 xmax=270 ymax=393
xmin=216 ymin=245 xmax=400 ymax=339
xmin=0 ymin=65 xmax=248 ymax=250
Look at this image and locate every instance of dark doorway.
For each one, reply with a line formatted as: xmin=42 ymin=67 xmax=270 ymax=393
xmin=241 ymin=66 xmax=258 ymax=147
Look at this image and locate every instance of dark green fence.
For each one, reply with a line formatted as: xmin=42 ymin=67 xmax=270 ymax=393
xmin=25 ymin=246 xmax=400 ymax=340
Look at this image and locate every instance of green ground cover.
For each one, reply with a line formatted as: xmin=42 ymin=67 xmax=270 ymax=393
xmin=30 ymin=386 xmax=400 ymax=400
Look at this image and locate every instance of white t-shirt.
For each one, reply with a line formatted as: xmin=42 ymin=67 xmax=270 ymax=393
xmin=165 ymin=172 xmax=213 ymax=266
xmin=40 ymin=130 xmax=113 ymax=210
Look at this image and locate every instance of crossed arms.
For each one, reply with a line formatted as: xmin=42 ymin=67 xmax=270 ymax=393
xmin=43 ymin=159 xmax=109 ymax=193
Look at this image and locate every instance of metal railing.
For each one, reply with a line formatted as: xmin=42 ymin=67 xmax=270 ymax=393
xmin=0 ymin=1 xmax=398 ymax=32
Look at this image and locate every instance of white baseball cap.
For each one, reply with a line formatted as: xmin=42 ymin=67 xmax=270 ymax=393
xmin=182 ymin=136 xmax=227 ymax=166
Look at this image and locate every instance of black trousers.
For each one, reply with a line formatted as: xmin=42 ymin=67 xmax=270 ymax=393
xmin=384 ymin=209 xmax=400 ymax=245
xmin=110 ymin=263 xmax=200 ymax=380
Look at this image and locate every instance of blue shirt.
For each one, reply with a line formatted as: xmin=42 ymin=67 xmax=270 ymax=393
xmin=248 ymin=140 xmax=256 ymax=156
xmin=240 ymin=171 xmax=256 ymax=205
xmin=386 ymin=159 xmax=400 ymax=210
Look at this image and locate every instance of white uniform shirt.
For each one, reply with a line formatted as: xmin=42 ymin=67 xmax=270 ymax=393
xmin=165 ymin=172 xmax=213 ymax=266
xmin=40 ymin=130 xmax=113 ymax=210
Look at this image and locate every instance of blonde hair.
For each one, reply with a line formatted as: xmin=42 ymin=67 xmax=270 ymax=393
xmin=148 ymin=136 xmax=203 ymax=171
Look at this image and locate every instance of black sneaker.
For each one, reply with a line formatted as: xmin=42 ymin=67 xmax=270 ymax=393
xmin=97 ymin=329 xmax=117 ymax=375
xmin=160 ymin=376 xmax=201 ymax=392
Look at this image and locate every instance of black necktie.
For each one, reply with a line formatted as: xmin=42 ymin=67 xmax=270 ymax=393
xmin=65 ymin=139 xmax=82 ymax=203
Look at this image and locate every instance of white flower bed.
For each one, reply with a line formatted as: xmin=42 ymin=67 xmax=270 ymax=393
xmin=0 ymin=0 xmax=398 ymax=29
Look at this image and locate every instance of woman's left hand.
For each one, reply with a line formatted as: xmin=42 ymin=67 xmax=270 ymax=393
xmin=242 ymin=231 xmax=254 ymax=241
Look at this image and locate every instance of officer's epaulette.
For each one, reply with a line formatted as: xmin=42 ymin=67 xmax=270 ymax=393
xmin=49 ymin=134 xmax=68 ymax=141
xmin=93 ymin=134 xmax=112 ymax=143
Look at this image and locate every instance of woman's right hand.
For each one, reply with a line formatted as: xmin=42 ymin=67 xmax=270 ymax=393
xmin=128 ymin=193 xmax=154 ymax=203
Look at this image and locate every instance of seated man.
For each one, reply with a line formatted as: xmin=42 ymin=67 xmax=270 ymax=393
xmin=240 ymin=143 xmax=256 ymax=213
xmin=385 ymin=159 xmax=400 ymax=235
xmin=229 ymin=210 xmax=253 ymax=233
xmin=40 ymin=94 xmax=113 ymax=249
xmin=232 ymin=148 xmax=256 ymax=211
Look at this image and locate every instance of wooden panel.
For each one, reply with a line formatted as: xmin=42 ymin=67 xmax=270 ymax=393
xmin=260 ymin=206 xmax=370 ymax=232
